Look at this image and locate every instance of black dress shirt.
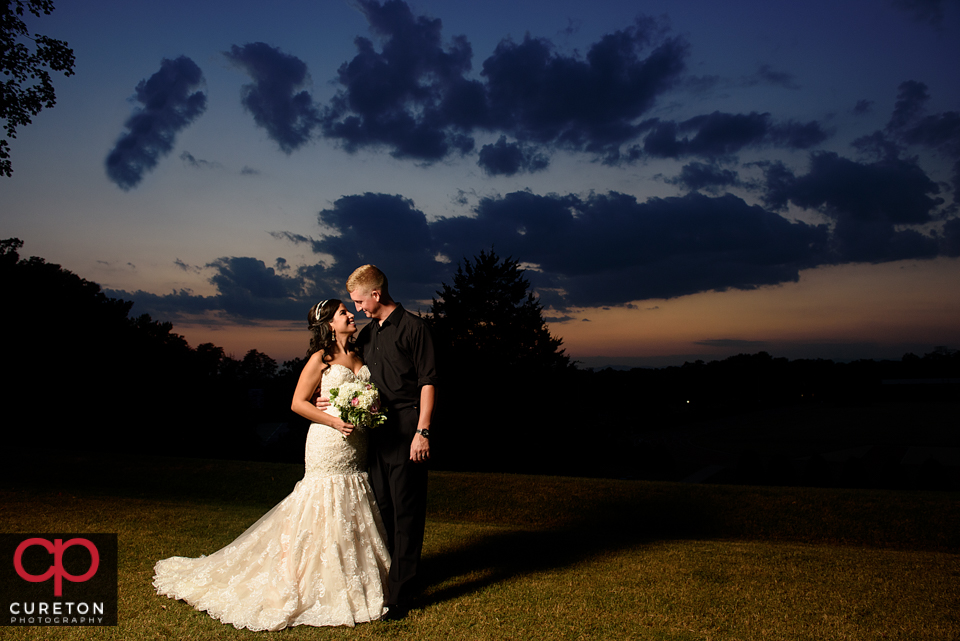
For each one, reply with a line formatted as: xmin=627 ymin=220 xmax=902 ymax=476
xmin=356 ymin=303 xmax=438 ymax=413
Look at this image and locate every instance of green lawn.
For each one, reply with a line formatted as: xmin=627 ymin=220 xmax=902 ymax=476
xmin=1 ymin=453 xmax=958 ymax=640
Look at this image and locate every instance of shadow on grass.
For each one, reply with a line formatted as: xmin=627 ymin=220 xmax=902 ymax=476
xmin=416 ymin=489 xmax=711 ymax=608
xmin=417 ymin=472 xmax=960 ymax=607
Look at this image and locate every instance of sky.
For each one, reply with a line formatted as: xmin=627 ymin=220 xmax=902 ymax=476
xmin=3 ymin=0 xmax=959 ymax=368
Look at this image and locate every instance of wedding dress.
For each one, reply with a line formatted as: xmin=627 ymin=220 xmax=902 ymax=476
xmin=153 ymin=364 xmax=390 ymax=630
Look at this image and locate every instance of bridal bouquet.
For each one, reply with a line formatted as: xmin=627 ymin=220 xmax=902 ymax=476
xmin=329 ymin=380 xmax=387 ymax=431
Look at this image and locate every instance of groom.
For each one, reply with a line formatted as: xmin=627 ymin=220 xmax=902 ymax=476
xmin=346 ymin=264 xmax=437 ymax=620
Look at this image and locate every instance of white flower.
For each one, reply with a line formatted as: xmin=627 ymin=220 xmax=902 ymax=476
xmin=328 ymin=380 xmax=387 ymax=434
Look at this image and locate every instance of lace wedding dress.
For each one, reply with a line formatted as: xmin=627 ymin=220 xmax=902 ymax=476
xmin=153 ymin=364 xmax=391 ymax=630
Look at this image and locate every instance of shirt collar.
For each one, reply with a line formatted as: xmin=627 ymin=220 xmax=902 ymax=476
xmin=378 ymin=302 xmax=405 ymax=329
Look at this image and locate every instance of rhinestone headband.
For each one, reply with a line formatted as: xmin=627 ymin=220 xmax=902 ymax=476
xmin=315 ymin=300 xmax=329 ymax=321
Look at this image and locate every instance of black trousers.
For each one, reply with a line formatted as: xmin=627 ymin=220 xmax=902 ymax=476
xmin=369 ymin=412 xmax=428 ymax=608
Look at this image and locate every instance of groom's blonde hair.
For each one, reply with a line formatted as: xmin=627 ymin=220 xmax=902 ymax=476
xmin=346 ymin=264 xmax=388 ymax=295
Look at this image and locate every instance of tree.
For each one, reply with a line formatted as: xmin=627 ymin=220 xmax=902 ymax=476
xmin=1 ymin=238 xmax=319 ymax=462
xmin=1 ymin=0 xmax=75 ymax=176
xmin=239 ymin=348 xmax=278 ymax=385
xmin=429 ymin=249 xmax=569 ymax=374
xmin=428 ymin=250 xmax=573 ymax=472
xmin=3 ymin=238 xmax=238 ymax=454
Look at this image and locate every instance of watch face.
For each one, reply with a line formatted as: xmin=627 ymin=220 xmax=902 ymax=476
xmin=418 ymin=429 xmax=430 ymax=438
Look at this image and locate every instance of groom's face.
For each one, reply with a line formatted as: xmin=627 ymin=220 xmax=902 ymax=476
xmin=350 ymin=287 xmax=381 ymax=319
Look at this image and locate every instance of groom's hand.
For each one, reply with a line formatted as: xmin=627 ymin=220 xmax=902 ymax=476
xmin=314 ymin=394 xmax=331 ymax=410
xmin=410 ymin=433 xmax=430 ymax=463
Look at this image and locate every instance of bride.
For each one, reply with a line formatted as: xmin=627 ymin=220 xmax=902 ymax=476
xmin=153 ymin=299 xmax=390 ymax=630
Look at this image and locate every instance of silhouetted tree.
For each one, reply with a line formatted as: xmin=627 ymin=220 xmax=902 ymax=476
xmin=429 ymin=249 xmax=569 ymax=375
xmin=279 ymin=356 xmax=307 ymax=379
xmin=1 ymin=238 xmax=263 ymax=456
xmin=239 ymin=349 xmax=278 ymax=385
xmin=428 ymin=250 xmax=576 ymax=472
xmin=1 ymin=0 xmax=76 ymax=176
xmin=194 ymin=342 xmax=230 ymax=379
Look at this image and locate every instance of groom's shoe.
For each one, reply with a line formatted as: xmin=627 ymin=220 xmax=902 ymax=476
xmin=382 ymin=606 xmax=408 ymax=621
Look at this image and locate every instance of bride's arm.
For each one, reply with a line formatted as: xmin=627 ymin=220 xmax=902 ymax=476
xmin=291 ymin=352 xmax=355 ymax=436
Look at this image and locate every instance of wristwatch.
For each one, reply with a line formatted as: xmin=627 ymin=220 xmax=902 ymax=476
xmin=416 ymin=429 xmax=430 ymax=439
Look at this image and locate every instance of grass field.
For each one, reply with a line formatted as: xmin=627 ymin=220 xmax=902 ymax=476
xmin=1 ymin=452 xmax=958 ymax=640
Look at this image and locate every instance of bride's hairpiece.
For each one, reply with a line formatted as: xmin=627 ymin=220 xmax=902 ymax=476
xmin=315 ymin=300 xmax=329 ymax=321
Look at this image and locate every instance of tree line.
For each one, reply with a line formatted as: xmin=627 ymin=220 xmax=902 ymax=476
xmin=1 ymin=238 xmax=299 ymax=458
xmin=3 ymin=238 xmax=957 ymax=484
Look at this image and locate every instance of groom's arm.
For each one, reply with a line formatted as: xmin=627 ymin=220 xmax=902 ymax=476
xmin=410 ymin=384 xmax=435 ymax=462
xmin=408 ymin=316 xmax=437 ymax=463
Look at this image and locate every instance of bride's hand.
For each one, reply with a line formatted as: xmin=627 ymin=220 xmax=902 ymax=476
xmin=336 ymin=420 xmax=355 ymax=437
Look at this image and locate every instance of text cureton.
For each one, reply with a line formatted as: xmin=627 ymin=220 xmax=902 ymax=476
xmin=8 ymin=602 xmax=104 ymax=615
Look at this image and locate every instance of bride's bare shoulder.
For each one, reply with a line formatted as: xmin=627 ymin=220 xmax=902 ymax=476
xmin=303 ymin=350 xmax=331 ymax=373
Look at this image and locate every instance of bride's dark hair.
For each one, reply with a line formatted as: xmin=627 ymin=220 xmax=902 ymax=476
xmin=306 ymin=299 xmax=353 ymax=361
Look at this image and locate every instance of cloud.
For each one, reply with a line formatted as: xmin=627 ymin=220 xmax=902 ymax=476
xmin=302 ymin=188 xmax=954 ymax=310
xmin=105 ymin=57 xmax=207 ymax=190
xmin=105 ymin=287 xmax=221 ymax=320
xmin=477 ymin=136 xmax=550 ymax=176
xmin=742 ymin=64 xmax=800 ymax=89
xmin=318 ymin=2 xmax=688 ymax=168
xmin=762 ymin=151 xmax=944 ymax=262
xmin=666 ymin=161 xmax=742 ymax=193
xmin=900 ymin=111 xmax=960 ymax=154
xmin=269 ymin=231 xmax=315 ymax=246
xmin=942 ymin=216 xmax=960 ymax=256
xmin=117 ymin=173 xmax=960 ymax=323
xmin=887 ymin=80 xmax=929 ymax=131
xmin=853 ymin=99 xmax=874 ymax=116
xmin=479 ymin=15 xmax=688 ymax=158
xmin=310 ymin=192 xmax=445 ymax=290
xmin=119 ymin=189 xmax=826 ymax=318
xmin=208 ymin=256 xmax=298 ymax=298
xmin=224 ymin=0 xmax=827 ymax=173
xmin=319 ymin=0 xmax=481 ymax=160
xmin=888 ymin=83 xmax=960 ymax=194
xmin=764 ymin=152 xmax=942 ymax=224
xmin=224 ymin=42 xmax=321 ymax=153
xmin=890 ymin=0 xmax=956 ymax=25
xmin=180 ymin=151 xmax=222 ymax=170
xmin=289 ymin=190 xmax=830 ymax=310
xmin=431 ymin=190 xmax=829 ymax=307
xmin=96 ymin=260 xmax=136 ymax=272
xmin=695 ymin=339 xmax=769 ymax=348
xmin=173 ymin=258 xmax=201 ymax=273
xmin=854 ymin=82 xmax=960 ymax=196
xmin=639 ymin=111 xmax=828 ymax=161
xmin=109 ymin=255 xmax=315 ymax=323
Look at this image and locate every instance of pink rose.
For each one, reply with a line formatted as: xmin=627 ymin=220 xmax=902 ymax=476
xmin=351 ymin=397 xmax=359 ymax=406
